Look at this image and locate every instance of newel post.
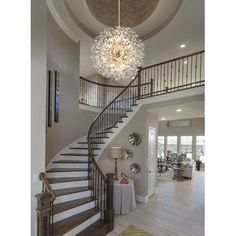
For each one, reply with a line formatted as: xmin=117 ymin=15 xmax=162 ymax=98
xmin=137 ymin=67 xmax=142 ymax=99
xmin=35 ymin=192 xmax=54 ymax=236
xmin=105 ymin=173 xmax=115 ymax=232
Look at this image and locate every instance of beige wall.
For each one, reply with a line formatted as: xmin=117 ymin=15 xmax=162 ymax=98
xmin=158 ymin=117 xmax=204 ymax=159
xmin=46 ymin=10 xmax=98 ymax=165
xmin=98 ymin=106 xmax=158 ymax=198
xmin=31 ymin=0 xmax=47 ymax=235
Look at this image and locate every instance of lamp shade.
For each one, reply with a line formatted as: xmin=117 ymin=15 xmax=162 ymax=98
xmin=109 ymin=147 xmax=124 ymax=159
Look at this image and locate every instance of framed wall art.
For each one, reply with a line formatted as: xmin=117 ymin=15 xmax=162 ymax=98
xmin=54 ymin=71 xmax=60 ymax=123
xmin=47 ymin=70 xmax=53 ymax=127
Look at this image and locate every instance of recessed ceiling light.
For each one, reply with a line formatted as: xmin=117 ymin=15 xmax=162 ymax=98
xmin=180 ymin=44 xmax=186 ymax=48
xmin=176 ymin=109 xmax=182 ymax=112
xmin=161 ymin=117 xmax=166 ymax=121
xmin=184 ymin=60 xmax=188 ymax=64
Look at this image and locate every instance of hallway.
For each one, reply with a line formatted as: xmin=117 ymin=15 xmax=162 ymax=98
xmin=108 ymin=170 xmax=205 ymax=236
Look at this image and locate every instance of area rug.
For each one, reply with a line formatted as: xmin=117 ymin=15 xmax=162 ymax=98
xmin=119 ymin=224 xmax=154 ymax=236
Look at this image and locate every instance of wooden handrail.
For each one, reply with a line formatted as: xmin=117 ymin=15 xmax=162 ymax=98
xmin=39 ymin=172 xmax=56 ymax=201
xmin=80 ymin=76 xmax=126 ymax=88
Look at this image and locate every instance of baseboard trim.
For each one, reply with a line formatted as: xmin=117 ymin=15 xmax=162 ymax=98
xmin=135 ymin=195 xmax=149 ymax=203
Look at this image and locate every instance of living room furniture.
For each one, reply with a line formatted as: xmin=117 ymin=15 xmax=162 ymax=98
xmin=113 ymin=178 xmax=136 ymax=214
xmin=173 ymin=167 xmax=185 ymax=181
xmin=182 ymin=160 xmax=196 ymax=179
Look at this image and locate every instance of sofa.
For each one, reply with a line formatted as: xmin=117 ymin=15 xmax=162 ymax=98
xmin=182 ymin=160 xmax=196 ymax=179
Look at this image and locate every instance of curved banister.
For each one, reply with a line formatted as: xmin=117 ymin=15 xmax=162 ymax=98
xmin=87 ymin=68 xmax=141 ymax=180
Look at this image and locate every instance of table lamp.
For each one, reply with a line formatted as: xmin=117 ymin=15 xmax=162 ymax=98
xmin=109 ymin=147 xmax=124 ymax=180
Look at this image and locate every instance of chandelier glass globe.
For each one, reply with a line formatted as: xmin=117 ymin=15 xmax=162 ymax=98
xmin=91 ymin=26 xmax=145 ymax=80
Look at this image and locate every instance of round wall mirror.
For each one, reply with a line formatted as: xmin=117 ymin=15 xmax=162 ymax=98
xmin=125 ymin=149 xmax=134 ymax=159
xmin=128 ymin=132 xmax=142 ymax=146
xmin=130 ymin=163 xmax=141 ymax=173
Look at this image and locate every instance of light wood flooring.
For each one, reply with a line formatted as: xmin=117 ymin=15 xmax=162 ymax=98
xmin=107 ymin=170 xmax=205 ymax=236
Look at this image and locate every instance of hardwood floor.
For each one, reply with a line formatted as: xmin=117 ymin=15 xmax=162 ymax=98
xmin=108 ymin=170 xmax=204 ymax=236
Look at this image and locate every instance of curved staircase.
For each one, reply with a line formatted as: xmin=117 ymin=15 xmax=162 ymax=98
xmin=35 ymin=51 xmax=205 ymax=236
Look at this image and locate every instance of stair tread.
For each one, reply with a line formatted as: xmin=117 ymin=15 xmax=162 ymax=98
xmin=104 ymin=125 xmax=118 ymax=130
xmin=53 ymin=208 xmax=99 ymax=236
xmin=77 ymin=141 xmax=105 ymax=144
xmin=53 ymin=197 xmax=94 ymax=215
xmin=76 ymin=220 xmax=107 ymax=236
xmin=53 ymin=186 xmax=91 ymax=197
xmin=60 ymin=153 xmax=97 ymax=156
xmin=53 ymin=160 xmax=91 ymax=163
xmin=89 ymin=136 xmax=109 ymax=139
xmin=96 ymin=131 xmax=114 ymax=134
xmin=48 ymin=176 xmax=90 ymax=184
xmin=47 ymin=168 xmax=89 ymax=172
xmin=69 ymin=147 xmax=101 ymax=150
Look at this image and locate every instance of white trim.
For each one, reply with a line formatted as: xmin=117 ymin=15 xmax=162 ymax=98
xmin=47 ymin=0 xmax=79 ymax=42
xmin=135 ymin=195 xmax=149 ymax=203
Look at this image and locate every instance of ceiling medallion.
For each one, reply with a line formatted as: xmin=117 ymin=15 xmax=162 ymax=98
xmin=91 ymin=0 xmax=144 ymax=80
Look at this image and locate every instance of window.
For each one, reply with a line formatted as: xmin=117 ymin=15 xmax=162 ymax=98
xmin=180 ymin=136 xmax=192 ymax=159
xmin=157 ymin=136 xmax=165 ymax=159
xmin=167 ymin=136 xmax=178 ymax=159
xmin=196 ymin=136 xmax=205 ymax=162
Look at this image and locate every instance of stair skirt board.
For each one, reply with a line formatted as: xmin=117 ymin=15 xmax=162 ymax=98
xmin=46 ymin=171 xmax=89 ymax=178
xmin=53 ymin=201 xmax=95 ymax=223
xmin=63 ymin=212 xmax=101 ymax=236
xmin=51 ymin=163 xmax=89 ymax=169
xmin=54 ymin=190 xmax=92 ymax=204
xmin=51 ymin=180 xmax=89 ymax=190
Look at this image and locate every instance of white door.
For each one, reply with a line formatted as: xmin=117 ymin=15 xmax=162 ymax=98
xmin=148 ymin=127 xmax=157 ymax=197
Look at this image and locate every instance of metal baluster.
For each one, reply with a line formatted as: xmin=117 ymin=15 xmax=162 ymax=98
xmin=200 ymin=52 xmax=202 ymax=83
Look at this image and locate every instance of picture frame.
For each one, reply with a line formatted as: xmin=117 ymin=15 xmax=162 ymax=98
xmin=47 ymin=70 xmax=53 ymax=127
xmin=54 ymin=71 xmax=60 ymax=123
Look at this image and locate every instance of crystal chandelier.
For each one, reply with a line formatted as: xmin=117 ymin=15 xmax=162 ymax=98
xmin=91 ymin=0 xmax=144 ymax=80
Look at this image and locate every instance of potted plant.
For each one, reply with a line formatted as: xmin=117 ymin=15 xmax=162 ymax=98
xmin=196 ymin=159 xmax=202 ymax=171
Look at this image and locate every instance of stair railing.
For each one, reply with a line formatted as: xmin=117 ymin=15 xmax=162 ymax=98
xmin=35 ymin=172 xmax=56 ymax=236
xmin=87 ymin=68 xmax=141 ymax=231
xmin=80 ymin=50 xmax=204 ymax=108
xmin=86 ymin=50 xmax=204 ymax=232
xmin=139 ymin=50 xmax=205 ymax=98
xmin=79 ymin=77 xmax=125 ymax=108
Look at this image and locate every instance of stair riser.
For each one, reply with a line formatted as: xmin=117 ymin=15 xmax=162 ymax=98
xmin=51 ymin=180 xmax=89 ymax=190
xmin=54 ymin=190 xmax=92 ymax=204
xmin=54 ymin=201 xmax=95 ymax=223
xmin=63 ymin=212 xmax=101 ymax=236
xmin=51 ymin=163 xmax=89 ymax=169
xmin=58 ymin=156 xmax=89 ymax=161
xmin=46 ymin=171 xmax=88 ymax=178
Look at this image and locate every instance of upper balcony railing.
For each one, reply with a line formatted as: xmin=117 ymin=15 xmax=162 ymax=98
xmin=79 ymin=50 xmax=204 ymax=108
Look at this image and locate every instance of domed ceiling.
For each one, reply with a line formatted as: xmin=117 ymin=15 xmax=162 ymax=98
xmin=86 ymin=0 xmax=159 ymax=28
xmin=64 ymin=0 xmax=183 ymax=40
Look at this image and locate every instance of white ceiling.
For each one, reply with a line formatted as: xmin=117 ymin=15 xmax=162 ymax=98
xmin=48 ymin=0 xmax=204 ymax=80
xmin=148 ymin=100 xmax=204 ymax=121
